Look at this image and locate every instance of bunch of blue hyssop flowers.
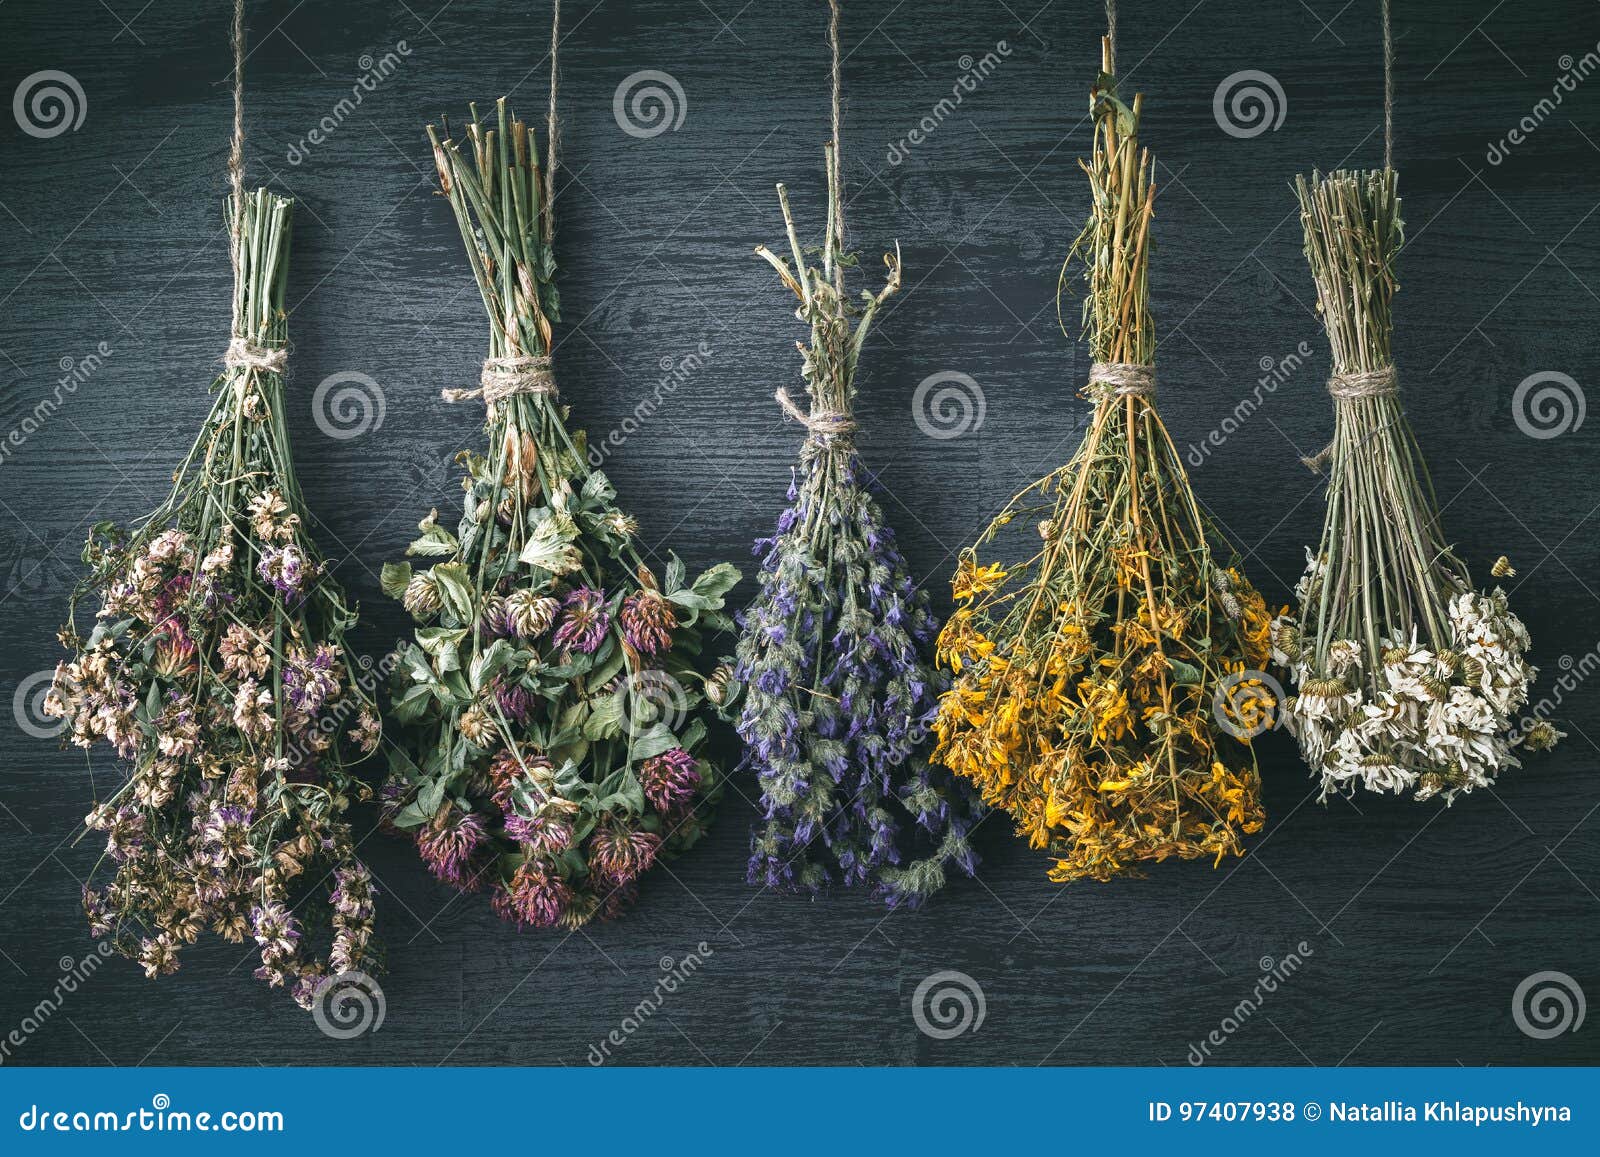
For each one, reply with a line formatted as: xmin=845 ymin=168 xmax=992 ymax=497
xmin=727 ymin=164 xmax=982 ymax=907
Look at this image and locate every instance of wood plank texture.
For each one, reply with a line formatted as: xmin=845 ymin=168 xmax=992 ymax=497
xmin=0 ymin=0 xmax=1596 ymax=1066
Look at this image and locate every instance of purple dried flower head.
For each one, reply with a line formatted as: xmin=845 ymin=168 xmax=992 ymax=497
xmin=491 ymin=859 xmax=573 ymax=928
xmin=552 ymin=586 xmax=609 ymax=654
xmin=487 ymin=748 xmax=554 ymax=812
xmin=330 ymin=865 xmax=376 ymax=922
xmin=257 ymin=544 xmax=312 ymax=600
xmin=83 ymin=886 xmax=113 ymax=939
xmin=250 ymin=901 xmax=302 ymax=956
xmin=377 ymin=778 xmax=408 ymax=833
xmin=479 ymin=595 xmax=514 ymax=638
xmin=640 ymin=747 xmax=701 ymax=813
xmin=416 ymin=807 xmax=488 ymax=889
xmin=619 ymin=589 xmax=678 ymax=656
xmin=586 ymin=824 xmax=662 ymax=887
xmin=502 ymin=813 xmax=574 ymax=856
xmin=151 ymin=574 xmax=191 ymax=619
xmin=152 ymin=619 xmax=198 ymax=679
xmin=105 ymin=805 xmax=146 ymax=862
xmin=493 ymin=678 xmax=533 ymax=724
xmin=283 ymin=644 xmax=341 ymax=715
xmin=290 ymin=973 xmax=323 ymax=1010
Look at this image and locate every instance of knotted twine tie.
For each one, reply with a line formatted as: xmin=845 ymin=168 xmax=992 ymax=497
xmin=775 ymin=387 xmax=856 ymax=445
xmin=1300 ymin=365 xmax=1399 ymax=471
xmin=1086 ymin=361 xmax=1156 ymax=401
xmin=441 ymin=355 xmax=559 ymax=406
xmin=222 ymin=336 xmax=287 ymax=375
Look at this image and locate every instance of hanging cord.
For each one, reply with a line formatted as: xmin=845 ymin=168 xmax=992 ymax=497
xmin=1381 ymin=0 xmax=1393 ymax=171
xmin=1105 ymin=0 xmax=1117 ymax=73
xmin=543 ymin=0 xmax=561 ymax=243
xmin=773 ymin=0 xmax=858 ymax=445
xmin=229 ymin=0 xmax=245 ymax=217
xmin=827 ymin=0 xmax=845 ymax=293
xmin=220 ymin=0 xmax=287 ymax=374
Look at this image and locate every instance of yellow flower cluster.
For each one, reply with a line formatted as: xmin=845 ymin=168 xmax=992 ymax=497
xmin=933 ymin=405 xmax=1271 ymax=884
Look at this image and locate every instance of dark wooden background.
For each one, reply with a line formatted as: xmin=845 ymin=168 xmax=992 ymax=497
xmin=2 ymin=0 xmax=1597 ymax=1067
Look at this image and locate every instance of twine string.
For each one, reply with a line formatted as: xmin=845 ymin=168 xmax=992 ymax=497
xmin=775 ymin=387 xmax=856 ymax=443
xmin=442 ymin=355 xmax=559 ymax=405
xmin=544 ymin=0 xmax=561 ymax=242
xmin=1301 ymin=365 xmax=1399 ymax=469
xmin=1086 ymin=360 xmax=1156 ymax=400
xmin=229 ymin=0 xmax=245 ymax=212
xmin=223 ymin=336 xmax=287 ymax=375
xmin=1382 ymin=0 xmax=1393 ymax=171
xmin=827 ymin=0 xmax=846 ymax=291
xmin=221 ymin=0 xmax=288 ymax=377
xmin=1326 ymin=364 xmax=1397 ymax=399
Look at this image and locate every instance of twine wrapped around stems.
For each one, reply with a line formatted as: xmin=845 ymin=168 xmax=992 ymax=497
xmin=222 ymin=336 xmax=287 ymax=374
xmin=441 ymin=354 xmax=558 ymax=405
xmin=1086 ymin=360 xmax=1156 ymax=399
xmin=1300 ymin=365 xmax=1399 ymax=469
xmin=773 ymin=386 xmax=857 ymax=442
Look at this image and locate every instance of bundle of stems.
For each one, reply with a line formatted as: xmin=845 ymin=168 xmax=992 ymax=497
xmin=50 ymin=188 xmax=382 ymax=1008
xmin=933 ymin=48 xmax=1272 ymax=882
xmin=1272 ymin=168 xmax=1558 ymax=801
xmin=382 ymin=100 xmax=739 ymax=929
xmin=729 ymin=142 xmax=982 ymax=906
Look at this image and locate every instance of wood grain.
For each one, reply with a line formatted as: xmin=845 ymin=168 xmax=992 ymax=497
xmin=1 ymin=0 xmax=1596 ymax=1067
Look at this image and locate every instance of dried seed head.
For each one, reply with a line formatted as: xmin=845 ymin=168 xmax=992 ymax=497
xmin=403 ymin=571 xmax=442 ymax=617
xmin=1521 ymin=720 xmax=1563 ymax=752
xmin=704 ymin=663 xmax=733 ymax=706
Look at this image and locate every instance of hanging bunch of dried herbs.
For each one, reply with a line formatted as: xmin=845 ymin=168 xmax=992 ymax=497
xmin=380 ymin=98 xmax=739 ymax=929
xmin=1271 ymin=169 xmax=1559 ymax=801
xmin=49 ymin=183 xmax=383 ymax=1007
xmin=932 ymin=44 xmax=1272 ymax=883
xmin=725 ymin=5 xmax=982 ymax=905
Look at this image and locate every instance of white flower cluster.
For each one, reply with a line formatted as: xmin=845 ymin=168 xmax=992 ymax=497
xmin=1272 ymin=553 xmax=1537 ymax=803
